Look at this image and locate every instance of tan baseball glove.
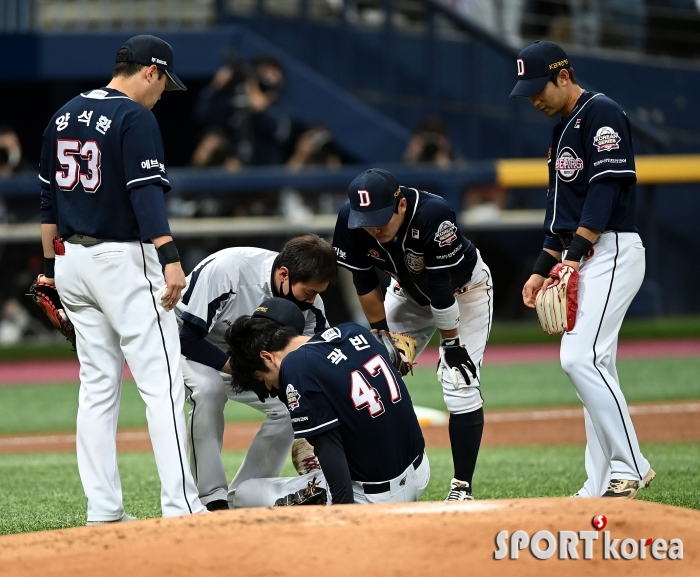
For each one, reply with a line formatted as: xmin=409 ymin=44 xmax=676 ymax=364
xmin=371 ymin=330 xmax=417 ymax=376
xmin=534 ymin=263 xmax=580 ymax=335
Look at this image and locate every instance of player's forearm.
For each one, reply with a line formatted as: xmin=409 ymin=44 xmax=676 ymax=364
xmin=41 ymin=223 xmax=58 ymax=259
xmin=357 ymin=287 xmax=387 ymax=324
xmin=308 ymin=429 xmax=354 ymax=504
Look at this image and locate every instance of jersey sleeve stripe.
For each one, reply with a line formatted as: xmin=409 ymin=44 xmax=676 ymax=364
xmin=589 ymin=169 xmax=636 ymax=182
xmin=181 ymin=311 xmax=207 ymax=331
xmin=293 ymin=418 xmax=339 ymax=435
xmin=126 ymin=174 xmax=170 ymax=187
xmin=38 ymin=174 xmax=50 ymax=184
xmin=424 ymin=254 xmax=465 ymax=270
xmin=337 ymin=261 xmax=373 ymax=271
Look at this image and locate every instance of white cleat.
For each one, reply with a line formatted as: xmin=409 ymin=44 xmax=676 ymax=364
xmin=444 ymin=478 xmax=474 ymax=502
xmin=86 ymin=513 xmax=137 ymax=526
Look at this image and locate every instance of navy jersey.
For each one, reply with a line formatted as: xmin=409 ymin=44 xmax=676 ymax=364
xmin=39 ymin=87 xmax=170 ymax=240
xmin=545 ymin=91 xmax=637 ymax=240
xmin=333 ymin=187 xmax=477 ymax=306
xmin=279 ymin=323 xmax=425 ymax=483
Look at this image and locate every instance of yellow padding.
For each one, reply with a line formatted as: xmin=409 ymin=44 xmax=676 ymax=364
xmin=496 ymin=154 xmax=700 ymax=188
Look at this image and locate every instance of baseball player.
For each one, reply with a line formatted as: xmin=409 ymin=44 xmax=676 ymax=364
xmin=174 ymin=235 xmax=335 ymax=510
xmin=513 ymin=41 xmax=655 ymax=498
xmin=38 ymin=35 xmax=207 ymax=522
xmin=225 ymin=298 xmax=429 ymax=507
xmin=332 ymin=169 xmax=493 ymax=501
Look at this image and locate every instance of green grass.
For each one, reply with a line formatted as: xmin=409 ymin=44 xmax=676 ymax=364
xmin=1 ymin=356 xmax=698 ymax=434
xmin=2 ymin=315 xmax=699 ymax=361
xmin=0 ymin=442 xmax=697 ymax=535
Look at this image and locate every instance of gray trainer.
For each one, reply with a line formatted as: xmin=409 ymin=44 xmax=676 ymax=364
xmin=602 ymin=468 xmax=656 ymax=499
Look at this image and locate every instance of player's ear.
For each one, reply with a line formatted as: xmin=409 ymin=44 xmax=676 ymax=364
xmin=145 ymin=64 xmax=159 ymax=83
xmin=278 ymin=266 xmax=290 ymax=282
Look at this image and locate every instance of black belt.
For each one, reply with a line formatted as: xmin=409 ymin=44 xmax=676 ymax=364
xmin=362 ymin=452 xmax=424 ymax=495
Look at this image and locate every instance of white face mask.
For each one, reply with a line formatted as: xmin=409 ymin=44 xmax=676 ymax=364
xmin=4 ymin=146 xmax=20 ymax=169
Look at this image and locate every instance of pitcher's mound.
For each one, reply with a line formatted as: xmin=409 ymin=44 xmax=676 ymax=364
xmin=0 ymin=498 xmax=697 ymax=576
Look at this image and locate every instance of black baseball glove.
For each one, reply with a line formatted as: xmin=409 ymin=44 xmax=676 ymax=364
xmin=439 ymin=337 xmax=477 ymax=389
xmin=27 ymin=276 xmax=76 ymax=350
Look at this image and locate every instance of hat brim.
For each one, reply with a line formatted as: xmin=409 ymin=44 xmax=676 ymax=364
xmin=165 ymin=70 xmax=187 ymax=91
xmin=348 ymin=204 xmax=397 ymax=229
xmin=509 ymin=75 xmax=550 ymax=99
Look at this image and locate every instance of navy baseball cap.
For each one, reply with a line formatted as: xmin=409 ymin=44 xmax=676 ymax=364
xmin=347 ymin=168 xmax=401 ymax=229
xmin=252 ymin=298 xmax=305 ymax=335
xmin=116 ymin=35 xmax=187 ymax=91
xmin=509 ymin=41 xmax=569 ymax=99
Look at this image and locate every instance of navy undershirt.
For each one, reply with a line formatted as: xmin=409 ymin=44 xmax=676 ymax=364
xmin=308 ymin=427 xmax=354 ymax=504
xmin=180 ymin=319 xmax=228 ymax=371
xmin=129 ymin=183 xmax=171 ymax=241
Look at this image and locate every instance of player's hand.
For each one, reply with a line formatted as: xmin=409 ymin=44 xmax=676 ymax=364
xmin=522 ymin=274 xmax=545 ymax=308
xmin=440 ymin=337 xmax=477 ymax=389
xmin=37 ymin=275 xmax=56 ymax=287
xmin=162 ymin=262 xmax=186 ymax=310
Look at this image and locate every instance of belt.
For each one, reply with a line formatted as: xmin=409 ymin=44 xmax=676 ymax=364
xmin=362 ymin=452 xmax=424 ymax=495
xmin=66 ymin=235 xmax=122 ymax=246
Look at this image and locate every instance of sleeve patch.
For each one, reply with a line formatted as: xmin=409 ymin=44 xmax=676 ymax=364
xmin=593 ymin=126 xmax=621 ymax=152
xmin=285 ymin=383 xmax=302 ymax=411
xmin=404 ymin=249 xmax=425 ymax=272
xmin=434 ymin=221 xmax=458 ymax=247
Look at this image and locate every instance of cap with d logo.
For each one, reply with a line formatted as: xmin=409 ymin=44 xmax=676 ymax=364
xmin=347 ymin=168 xmax=401 ymax=229
xmin=510 ymin=40 xmax=569 ymax=99
xmin=252 ymin=297 xmax=306 ymax=335
xmin=116 ymin=35 xmax=187 ymax=91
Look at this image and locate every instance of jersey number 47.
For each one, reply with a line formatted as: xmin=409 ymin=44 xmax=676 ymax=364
xmin=351 ymin=354 xmax=401 ymax=418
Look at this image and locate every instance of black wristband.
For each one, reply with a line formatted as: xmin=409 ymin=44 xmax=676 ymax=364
xmin=44 ymin=257 xmax=55 ymax=279
xmin=157 ymin=241 xmax=180 ymax=264
xmin=564 ymin=234 xmax=594 ymax=263
xmin=532 ymin=250 xmax=559 ymax=277
xmin=370 ymin=318 xmax=390 ymax=332
xmin=441 ymin=336 xmax=460 ymax=348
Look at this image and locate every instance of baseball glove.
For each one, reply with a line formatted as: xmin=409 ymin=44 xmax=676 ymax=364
xmin=534 ymin=263 xmax=580 ymax=335
xmin=370 ymin=329 xmax=417 ymax=376
xmin=274 ymin=477 xmax=328 ymax=507
xmin=27 ymin=276 xmax=77 ymax=349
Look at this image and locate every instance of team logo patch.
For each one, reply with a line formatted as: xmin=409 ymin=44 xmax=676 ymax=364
xmin=286 ymin=384 xmax=301 ymax=411
xmin=593 ymin=126 xmax=621 ymax=152
xmin=574 ymin=118 xmax=582 ymax=129
xmin=368 ymin=249 xmax=383 ymax=261
xmin=404 ymin=250 xmax=425 ymax=273
xmin=320 ymin=327 xmax=342 ymax=342
xmin=411 ymin=228 xmax=420 ymax=239
xmin=434 ymin=221 xmax=458 ymax=247
xmin=555 ymin=147 xmax=584 ymax=182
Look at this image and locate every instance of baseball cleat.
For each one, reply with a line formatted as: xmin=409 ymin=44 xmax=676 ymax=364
xmin=602 ymin=468 xmax=656 ymax=499
xmin=86 ymin=513 xmax=137 ymax=526
xmin=292 ymin=438 xmax=321 ymax=476
xmin=274 ymin=477 xmax=328 ymax=507
xmin=205 ymin=499 xmax=230 ymax=511
xmin=444 ymin=478 xmax=474 ymax=502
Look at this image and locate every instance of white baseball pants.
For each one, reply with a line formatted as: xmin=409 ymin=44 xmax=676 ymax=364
xmin=385 ymin=251 xmax=493 ymax=414
xmin=231 ymin=452 xmax=430 ymax=507
xmin=181 ymin=358 xmax=294 ymax=506
xmin=561 ymin=232 xmax=652 ymax=496
xmin=55 ymin=241 xmax=204 ymax=520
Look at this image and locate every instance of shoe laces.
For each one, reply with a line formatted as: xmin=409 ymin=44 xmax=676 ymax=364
xmin=446 ymin=486 xmax=472 ymax=501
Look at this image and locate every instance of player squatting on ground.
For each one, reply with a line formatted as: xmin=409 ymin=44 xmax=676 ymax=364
xmin=174 ymin=236 xmax=336 ymax=510
xmin=513 ymin=41 xmax=655 ymax=498
xmin=224 ymin=298 xmax=430 ymax=507
xmin=37 ymin=35 xmax=208 ymax=522
xmin=333 ymin=169 xmax=493 ymax=501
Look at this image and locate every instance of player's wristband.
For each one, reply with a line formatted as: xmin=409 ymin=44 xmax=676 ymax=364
xmin=44 ymin=257 xmax=55 ymax=279
xmin=430 ymin=301 xmax=460 ymax=331
xmin=370 ymin=318 xmax=390 ymax=332
xmin=563 ymin=234 xmax=594 ymax=263
xmin=441 ymin=336 xmax=460 ymax=348
xmin=157 ymin=241 xmax=180 ymax=264
xmin=532 ymin=250 xmax=559 ymax=277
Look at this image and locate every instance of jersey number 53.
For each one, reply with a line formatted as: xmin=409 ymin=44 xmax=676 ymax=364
xmin=55 ymin=139 xmax=102 ymax=192
xmin=350 ymin=354 xmax=401 ymax=418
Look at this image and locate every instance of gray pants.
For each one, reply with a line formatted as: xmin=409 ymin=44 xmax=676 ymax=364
xmin=181 ymin=357 xmax=294 ymax=506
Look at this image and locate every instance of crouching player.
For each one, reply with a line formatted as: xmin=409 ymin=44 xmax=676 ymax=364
xmin=225 ymin=298 xmax=429 ymax=506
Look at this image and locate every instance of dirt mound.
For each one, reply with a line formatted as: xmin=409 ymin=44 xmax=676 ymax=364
xmin=0 ymin=499 xmax=696 ymax=576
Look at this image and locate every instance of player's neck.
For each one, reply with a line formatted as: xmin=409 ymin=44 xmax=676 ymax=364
xmin=284 ymin=336 xmax=311 ymax=353
xmin=561 ymin=85 xmax=585 ymax=118
xmin=106 ymin=77 xmax=145 ymax=106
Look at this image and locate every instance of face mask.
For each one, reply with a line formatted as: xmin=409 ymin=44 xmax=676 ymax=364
xmin=277 ymin=279 xmax=314 ymax=311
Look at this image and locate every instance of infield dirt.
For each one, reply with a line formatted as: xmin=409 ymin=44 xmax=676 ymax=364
xmin=0 ymin=498 xmax=696 ymax=577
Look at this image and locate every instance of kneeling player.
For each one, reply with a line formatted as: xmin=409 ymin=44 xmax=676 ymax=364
xmin=225 ymin=298 xmax=430 ymax=506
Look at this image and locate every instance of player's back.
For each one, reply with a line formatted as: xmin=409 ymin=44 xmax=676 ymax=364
xmin=281 ymin=323 xmax=425 ymax=483
xmin=40 ymin=87 xmax=169 ymax=240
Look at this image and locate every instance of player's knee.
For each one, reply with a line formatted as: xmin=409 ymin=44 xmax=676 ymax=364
xmin=187 ymin=375 xmax=228 ymax=407
xmin=560 ymin=347 xmax=595 ymax=377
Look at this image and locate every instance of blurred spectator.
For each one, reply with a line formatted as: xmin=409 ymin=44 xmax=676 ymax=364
xmin=191 ymin=54 xmax=293 ymax=169
xmin=442 ymin=0 xmax=525 ymax=47
xmin=0 ymin=299 xmax=31 ymax=345
xmin=403 ymin=117 xmax=454 ymax=168
xmin=0 ymin=125 xmax=24 ymax=178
